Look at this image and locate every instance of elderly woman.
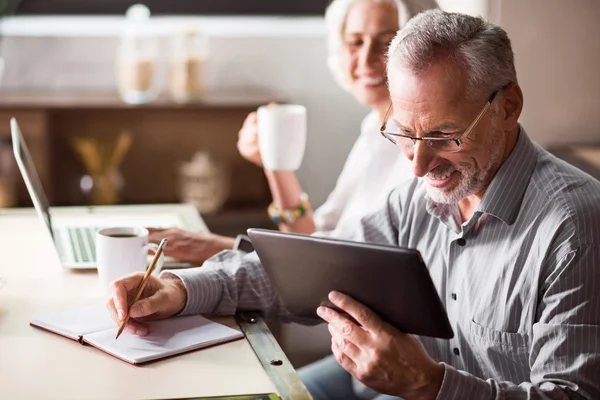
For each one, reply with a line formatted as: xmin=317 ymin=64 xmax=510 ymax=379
xmin=148 ymin=0 xmax=438 ymax=264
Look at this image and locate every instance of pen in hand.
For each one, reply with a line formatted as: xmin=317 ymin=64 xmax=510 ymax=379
xmin=115 ymin=238 xmax=167 ymax=340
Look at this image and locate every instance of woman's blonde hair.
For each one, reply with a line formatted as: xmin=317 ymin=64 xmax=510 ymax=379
xmin=325 ymin=0 xmax=439 ymax=90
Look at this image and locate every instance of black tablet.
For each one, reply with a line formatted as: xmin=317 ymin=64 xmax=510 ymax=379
xmin=247 ymin=228 xmax=453 ymax=339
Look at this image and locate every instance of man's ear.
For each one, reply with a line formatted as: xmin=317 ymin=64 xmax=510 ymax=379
xmin=500 ymin=82 xmax=523 ymax=131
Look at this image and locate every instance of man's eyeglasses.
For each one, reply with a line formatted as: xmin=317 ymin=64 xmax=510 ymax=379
xmin=379 ymin=90 xmax=500 ymax=153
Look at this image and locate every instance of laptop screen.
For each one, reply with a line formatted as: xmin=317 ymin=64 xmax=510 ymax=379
xmin=11 ymin=118 xmax=54 ymax=237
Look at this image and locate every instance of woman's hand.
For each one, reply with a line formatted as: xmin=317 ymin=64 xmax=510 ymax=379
xmin=147 ymin=228 xmax=235 ymax=266
xmin=237 ymin=103 xmax=276 ymax=167
xmin=237 ymin=111 xmax=263 ymax=166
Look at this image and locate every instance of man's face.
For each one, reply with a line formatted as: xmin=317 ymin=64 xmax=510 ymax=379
xmin=387 ymin=59 xmax=506 ymax=204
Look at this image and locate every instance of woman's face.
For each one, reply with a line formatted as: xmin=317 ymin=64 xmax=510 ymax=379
xmin=342 ymin=0 xmax=399 ymax=111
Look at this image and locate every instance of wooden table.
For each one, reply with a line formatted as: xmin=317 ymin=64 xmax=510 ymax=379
xmin=0 ymin=209 xmax=310 ymax=399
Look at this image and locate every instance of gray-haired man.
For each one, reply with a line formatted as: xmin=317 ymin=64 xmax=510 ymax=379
xmin=107 ymin=10 xmax=600 ymax=400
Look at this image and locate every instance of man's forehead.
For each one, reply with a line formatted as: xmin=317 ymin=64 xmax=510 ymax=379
xmin=388 ymin=60 xmax=469 ymax=110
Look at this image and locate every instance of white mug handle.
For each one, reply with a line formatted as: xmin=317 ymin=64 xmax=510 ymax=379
xmin=145 ymin=243 xmax=165 ymax=276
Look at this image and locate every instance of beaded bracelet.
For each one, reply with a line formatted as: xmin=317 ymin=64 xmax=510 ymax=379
xmin=267 ymin=192 xmax=310 ymax=225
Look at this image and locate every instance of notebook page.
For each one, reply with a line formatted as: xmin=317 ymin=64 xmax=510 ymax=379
xmin=83 ymin=314 xmax=244 ymax=364
xmin=31 ymin=305 xmax=115 ymax=339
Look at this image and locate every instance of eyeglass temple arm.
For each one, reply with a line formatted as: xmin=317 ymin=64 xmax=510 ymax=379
xmin=458 ymin=91 xmax=499 ymax=144
xmin=380 ymin=103 xmax=393 ymax=132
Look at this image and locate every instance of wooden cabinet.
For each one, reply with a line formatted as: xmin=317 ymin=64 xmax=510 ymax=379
xmin=0 ymin=91 xmax=277 ymax=234
xmin=0 ymin=109 xmax=51 ymax=205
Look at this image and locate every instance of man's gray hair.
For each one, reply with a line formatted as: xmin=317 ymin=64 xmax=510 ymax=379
xmin=326 ymin=0 xmax=439 ymax=91
xmin=387 ymin=9 xmax=517 ymax=99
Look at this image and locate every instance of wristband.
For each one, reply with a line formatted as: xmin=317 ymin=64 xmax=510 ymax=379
xmin=267 ymin=192 xmax=310 ymax=225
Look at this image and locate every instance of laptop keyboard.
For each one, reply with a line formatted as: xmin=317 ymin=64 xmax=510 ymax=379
xmin=67 ymin=227 xmax=97 ymax=263
xmin=64 ymin=224 xmax=171 ymax=264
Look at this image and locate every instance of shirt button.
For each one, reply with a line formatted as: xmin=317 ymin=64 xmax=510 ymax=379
xmin=451 ymin=293 xmax=457 ymax=300
xmin=453 ymin=347 xmax=460 ymax=356
xmin=457 ymin=238 xmax=466 ymax=246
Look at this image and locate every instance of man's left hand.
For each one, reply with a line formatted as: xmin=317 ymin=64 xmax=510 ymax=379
xmin=317 ymin=291 xmax=445 ymax=400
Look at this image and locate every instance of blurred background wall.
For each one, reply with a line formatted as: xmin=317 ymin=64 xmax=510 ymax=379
xmin=0 ymin=15 xmax=361 ymax=209
xmin=491 ymin=0 xmax=600 ymax=147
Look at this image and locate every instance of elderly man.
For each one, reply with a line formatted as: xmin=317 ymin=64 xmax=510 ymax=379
xmin=107 ymin=10 xmax=600 ymax=400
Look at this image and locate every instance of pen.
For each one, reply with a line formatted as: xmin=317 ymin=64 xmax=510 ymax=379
xmin=115 ymin=238 xmax=167 ymax=340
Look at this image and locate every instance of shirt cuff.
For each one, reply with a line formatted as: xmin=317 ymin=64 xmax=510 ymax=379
xmin=160 ymin=267 xmax=222 ymax=316
xmin=435 ymin=363 xmax=492 ymax=399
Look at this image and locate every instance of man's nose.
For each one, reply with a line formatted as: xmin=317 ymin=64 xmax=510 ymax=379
xmin=409 ymin=141 xmax=435 ymax=178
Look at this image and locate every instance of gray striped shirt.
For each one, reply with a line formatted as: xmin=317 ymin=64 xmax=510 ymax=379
xmin=165 ymin=128 xmax=600 ymax=399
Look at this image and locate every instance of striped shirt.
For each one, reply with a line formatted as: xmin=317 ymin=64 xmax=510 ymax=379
xmin=165 ymin=128 xmax=600 ymax=399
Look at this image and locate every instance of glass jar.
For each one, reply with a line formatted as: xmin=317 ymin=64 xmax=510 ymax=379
xmin=80 ymin=169 xmax=125 ymax=206
xmin=169 ymin=28 xmax=207 ymax=103
xmin=178 ymin=152 xmax=229 ymax=214
xmin=116 ymin=4 xmax=161 ymax=104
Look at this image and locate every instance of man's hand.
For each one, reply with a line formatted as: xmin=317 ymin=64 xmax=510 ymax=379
xmin=106 ymin=273 xmax=187 ymax=336
xmin=317 ymin=291 xmax=445 ymax=400
xmin=147 ymin=228 xmax=235 ymax=265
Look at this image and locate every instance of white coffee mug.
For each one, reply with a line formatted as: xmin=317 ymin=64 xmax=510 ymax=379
xmin=96 ymin=227 xmax=164 ymax=291
xmin=257 ymin=104 xmax=307 ymax=171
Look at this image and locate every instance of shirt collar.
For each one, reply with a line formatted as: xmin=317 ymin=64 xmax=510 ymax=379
xmin=425 ymin=125 xmax=538 ymax=227
xmin=476 ymin=125 xmax=537 ymax=225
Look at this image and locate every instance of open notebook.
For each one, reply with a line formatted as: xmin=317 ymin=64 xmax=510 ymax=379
xmin=30 ymin=305 xmax=244 ymax=365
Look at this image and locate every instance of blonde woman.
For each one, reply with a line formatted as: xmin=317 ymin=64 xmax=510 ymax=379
xmin=149 ymin=0 xmax=438 ymax=265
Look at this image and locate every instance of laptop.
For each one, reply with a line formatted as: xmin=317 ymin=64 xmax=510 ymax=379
xmin=247 ymin=228 xmax=454 ymax=339
xmin=11 ymin=117 xmax=208 ymax=269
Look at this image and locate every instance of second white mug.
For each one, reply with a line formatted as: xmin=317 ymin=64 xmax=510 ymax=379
xmin=96 ymin=227 xmax=164 ymax=291
xmin=257 ymin=104 xmax=307 ymax=171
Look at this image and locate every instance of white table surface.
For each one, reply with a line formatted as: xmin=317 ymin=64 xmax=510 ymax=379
xmin=0 ymin=209 xmax=276 ymax=400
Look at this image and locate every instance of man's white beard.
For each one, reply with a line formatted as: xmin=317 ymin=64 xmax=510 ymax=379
xmin=425 ymin=127 xmax=506 ymax=205
xmin=425 ymin=163 xmax=484 ymax=204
